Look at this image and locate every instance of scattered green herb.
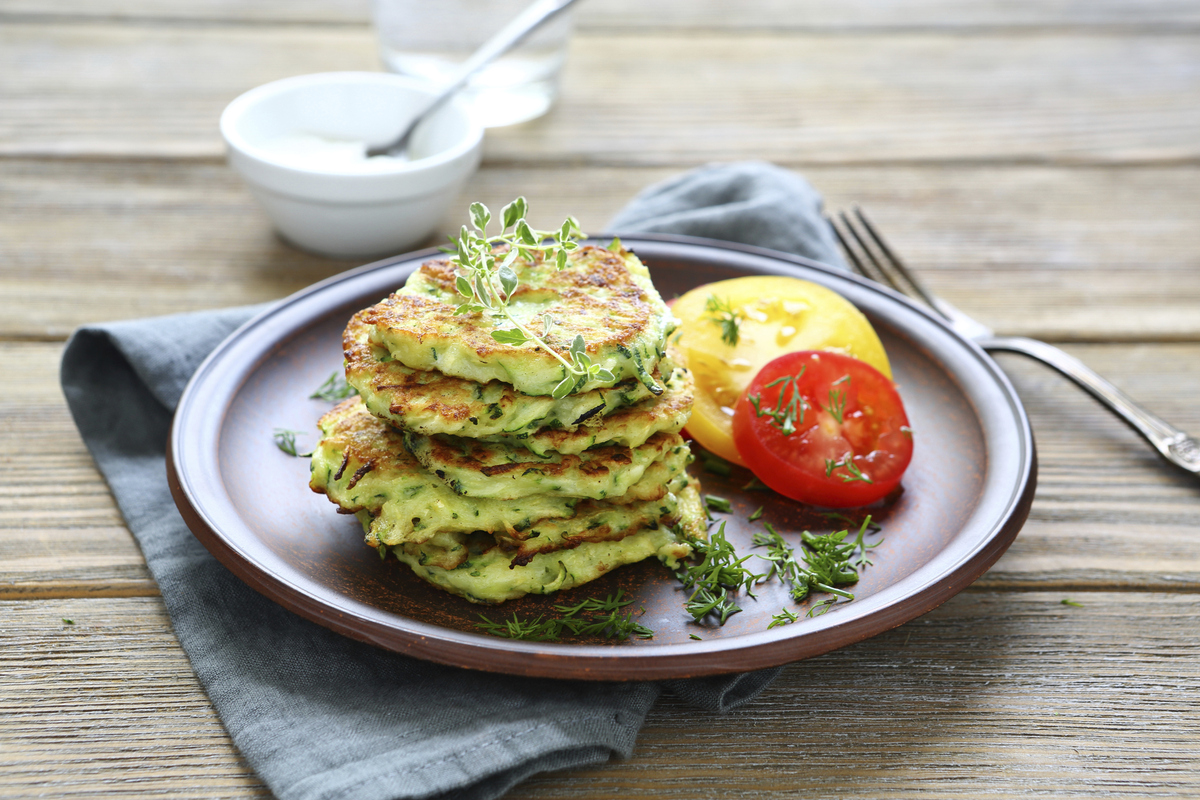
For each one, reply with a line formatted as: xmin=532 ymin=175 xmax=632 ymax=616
xmin=1061 ymin=598 xmax=1084 ymax=608
xmin=701 ymin=452 xmax=733 ymax=477
xmin=742 ymin=476 xmax=770 ymax=491
xmin=824 ymin=456 xmax=874 ymax=484
xmin=475 ymin=589 xmax=653 ymax=642
xmin=748 ymin=506 xmax=764 ymax=522
xmin=747 ymin=369 xmax=808 ymax=436
xmin=822 ymin=378 xmax=849 ymax=424
xmin=690 ymin=633 xmax=703 ymax=640
xmin=675 ymin=521 xmax=764 ymax=625
xmin=449 ymin=198 xmax=637 ymax=399
xmin=705 ymin=494 xmax=732 ymax=513
xmin=704 ymin=294 xmax=745 ymax=346
xmin=62 ymin=618 xmax=74 ymax=625
xmin=273 ymin=428 xmax=312 ymax=457
xmin=847 ymin=516 xmax=882 ymax=569
xmin=752 ymin=522 xmax=877 ymax=617
xmin=768 ymin=608 xmax=800 ymax=629
xmin=310 ymin=370 xmax=357 ymax=403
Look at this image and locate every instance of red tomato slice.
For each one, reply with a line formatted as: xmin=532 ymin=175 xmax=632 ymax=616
xmin=732 ymin=351 xmax=913 ymax=508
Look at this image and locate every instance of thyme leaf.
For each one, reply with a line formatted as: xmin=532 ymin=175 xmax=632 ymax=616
xmin=448 ymin=198 xmax=638 ymax=398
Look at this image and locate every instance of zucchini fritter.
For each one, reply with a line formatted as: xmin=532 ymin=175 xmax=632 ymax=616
xmin=311 ymin=397 xmax=683 ymax=546
xmin=358 ymin=245 xmax=674 ymax=397
xmin=402 ymin=430 xmax=691 ymax=501
xmin=345 ymin=313 xmax=695 ymax=454
xmin=387 ymin=479 xmax=706 ymax=605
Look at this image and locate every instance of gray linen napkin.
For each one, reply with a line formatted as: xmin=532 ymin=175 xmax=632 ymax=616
xmin=60 ymin=162 xmax=839 ymax=800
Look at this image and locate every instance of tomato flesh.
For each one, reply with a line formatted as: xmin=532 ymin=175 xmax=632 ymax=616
xmin=732 ymin=351 xmax=913 ymax=508
xmin=671 ymin=276 xmax=893 ymax=467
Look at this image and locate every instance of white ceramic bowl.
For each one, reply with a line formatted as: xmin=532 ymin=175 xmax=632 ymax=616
xmin=220 ymin=72 xmax=483 ymax=259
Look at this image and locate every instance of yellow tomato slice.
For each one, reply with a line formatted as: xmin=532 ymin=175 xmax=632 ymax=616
xmin=672 ymin=276 xmax=892 ymax=466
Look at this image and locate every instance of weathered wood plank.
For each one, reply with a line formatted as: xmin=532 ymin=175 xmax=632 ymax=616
xmin=0 ymin=342 xmax=153 ymax=596
xmin=2 ymin=593 xmax=1197 ymax=798
xmin=0 ymin=597 xmax=269 ymax=799
xmin=3 ymin=0 xmax=1199 ymax=30
xmin=2 ymin=25 xmax=1198 ymax=164
xmin=3 ymin=338 xmax=1198 ymax=597
xmin=2 ymin=160 xmax=1198 ymax=341
xmin=513 ymin=592 xmax=1200 ymax=799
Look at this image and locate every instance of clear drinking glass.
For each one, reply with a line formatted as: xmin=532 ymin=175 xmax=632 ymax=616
xmin=371 ymin=0 xmax=576 ymax=128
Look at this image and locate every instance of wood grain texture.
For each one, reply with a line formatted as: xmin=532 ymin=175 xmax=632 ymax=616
xmin=3 ymin=160 xmax=1198 ymax=341
xmin=512 ymin=591 xmax=1200 ymax=799
xmin=2 ymin=593 xmax=1196 ymax=799
xmin=2 ymin=25 xmax=1198 ymax=164
xmin=3 ymin=340 xmax=1198 ymax=597
xmin=0 ymin=342 xmax=152 ymax=597
xmin=0 ymin=598 xmax=269 ymax=799
xmin=3 ymin=0 xmax=1199 ymax=30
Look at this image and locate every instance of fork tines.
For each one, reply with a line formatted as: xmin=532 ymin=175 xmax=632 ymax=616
xmin=827 ymin=208 xmax=939 ymax=309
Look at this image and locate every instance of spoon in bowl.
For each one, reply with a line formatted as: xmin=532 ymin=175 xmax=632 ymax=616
xmin=366 ymin=0 xmax=585 ymax=159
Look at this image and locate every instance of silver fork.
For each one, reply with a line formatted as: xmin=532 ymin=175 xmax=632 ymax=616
xmin=829 ymin=207 xmax=1200 ymax=475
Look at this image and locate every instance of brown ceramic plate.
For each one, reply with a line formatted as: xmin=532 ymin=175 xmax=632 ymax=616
xmin=168 ymin=235 xmax=1035 ymax=680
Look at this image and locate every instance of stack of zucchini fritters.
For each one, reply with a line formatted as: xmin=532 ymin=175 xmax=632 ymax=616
xmin=309 ymin=242 xmax=705 ymax=604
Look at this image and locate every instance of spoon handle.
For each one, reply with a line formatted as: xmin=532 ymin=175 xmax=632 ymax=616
xmin=369 ymin=0 xmax=584 ymax=157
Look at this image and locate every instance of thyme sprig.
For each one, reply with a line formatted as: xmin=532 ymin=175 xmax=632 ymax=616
xmin=448 ymin=198 xmax=612 ymax=399
xmin=747 ymin=368 xmax=808 ymax=436
xmin=704 ymin=294 xmax=745 ymax=346
xmin=474 ymin=589 xmax=653 ymax=642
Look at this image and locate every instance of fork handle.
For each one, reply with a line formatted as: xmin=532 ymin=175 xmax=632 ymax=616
xmin=978 ymin=335 xmax=1200 ymax=474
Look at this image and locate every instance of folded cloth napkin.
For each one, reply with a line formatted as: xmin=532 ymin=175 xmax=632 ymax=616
xmin=60 ymin=162 xmax=841 ymax=800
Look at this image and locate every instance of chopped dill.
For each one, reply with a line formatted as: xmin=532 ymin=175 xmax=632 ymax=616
xmin=747 ymin=369 xmax=808 ymax=436
xmin=768 ymin=608 xmax=800 ymax=629
xmin=748 ymin=506 xmax=764 ymax=522
xmin=701 ymin=452 xmax=733 ymax=477
xmin=822 ymin=383 xmax=848 ymax=424
xmin=824 ymin=456 xmax=874 ymax=484
xmin=273 ymin=428 xmax=313 ymax=457
xmin=705 ymin=494 xmax=732 ymax=513
xmin=675 ymin=521 xmax=764 ymax=625
xmin=310 ymin=370 xmax=357 ymax=403
xmin=704 ymin=294 xmax=745 ymax=346
xmin=474 ymin=589 xmax=653 ymax=642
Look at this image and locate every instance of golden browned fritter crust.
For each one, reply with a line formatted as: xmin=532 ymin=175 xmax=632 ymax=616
xmin=344 ymin=311 xmax=694 ymax=454
xmin=402 ymin=429 xmax=691 ymax=500
xmin=360 ymin=244 xmax=674 ymax=397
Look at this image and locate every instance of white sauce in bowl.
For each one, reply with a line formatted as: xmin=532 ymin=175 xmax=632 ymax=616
xmin=261 ymin=132 xmax=411 ymax=171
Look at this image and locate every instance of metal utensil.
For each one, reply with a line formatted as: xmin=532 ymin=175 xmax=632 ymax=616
xmin=366 ymin=0 xmax=585 ymax=158
xmin=829 ymin=207 xmax=1200 ymax=475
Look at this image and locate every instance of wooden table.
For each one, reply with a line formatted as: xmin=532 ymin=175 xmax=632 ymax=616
xmin=3 ymin=1 xmax=1199 ymax=797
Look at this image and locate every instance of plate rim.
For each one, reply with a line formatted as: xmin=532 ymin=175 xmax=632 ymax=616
xmin=168 ymin=233 xmax=1037 ymax=680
